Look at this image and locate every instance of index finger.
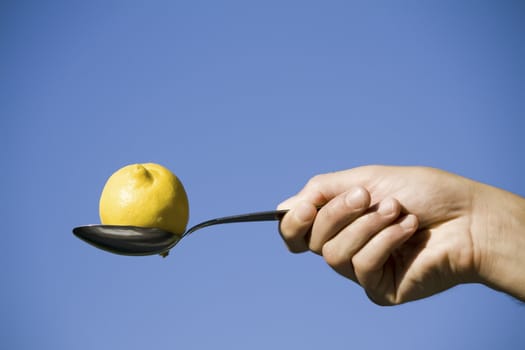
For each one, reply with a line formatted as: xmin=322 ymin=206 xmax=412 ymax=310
xmin=278 ymin=201 xmax=318 ymax=253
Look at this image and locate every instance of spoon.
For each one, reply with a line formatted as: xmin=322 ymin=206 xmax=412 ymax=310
xmin=72 ymin=209 xmax=289 ymax=257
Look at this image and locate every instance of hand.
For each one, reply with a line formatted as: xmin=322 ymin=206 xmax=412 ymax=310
xmin=277 ymin=166 xmax=525 ymax=305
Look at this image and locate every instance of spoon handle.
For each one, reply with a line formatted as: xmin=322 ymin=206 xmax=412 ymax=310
xmin=184 ymin=209 xmax=289 ymax=236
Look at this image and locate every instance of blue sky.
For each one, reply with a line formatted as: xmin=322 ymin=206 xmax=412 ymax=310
xmin=2 ymin=1 xmax=524 ymax=349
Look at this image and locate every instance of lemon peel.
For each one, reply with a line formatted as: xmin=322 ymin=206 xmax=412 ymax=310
xmin=99 ymin=163 xmax=189 ymax=235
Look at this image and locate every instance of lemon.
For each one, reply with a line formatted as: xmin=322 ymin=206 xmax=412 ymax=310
xmin=99 ymin=163 xmax=189 ymax=235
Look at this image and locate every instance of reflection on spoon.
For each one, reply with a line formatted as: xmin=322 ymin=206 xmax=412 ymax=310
xmin=73 ymin=209 xmax=289 ymax=257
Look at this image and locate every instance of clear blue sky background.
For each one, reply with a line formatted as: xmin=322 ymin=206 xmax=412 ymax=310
xmin=2 ymin=1 xmax=524 ymax=349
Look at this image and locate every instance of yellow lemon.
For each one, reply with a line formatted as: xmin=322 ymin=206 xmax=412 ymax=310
xmin=99 ymin=163 xmax=189 ymax=235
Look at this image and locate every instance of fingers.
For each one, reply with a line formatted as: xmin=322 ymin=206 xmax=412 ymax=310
xmin=308 ymin=187 xmax=370 ymax=253
xmin=279 ymin=180 xmax=420 ymax=299
xmin=319 ymin=197 xmax=402 ymax=277
xmin=351 ymin=214 xmax=418 ymax=288
xmin=322 ymin=211 xmax=419 ymax=288
xmin=276 ymin=170 xmax=376 ymax=254
xmin=278 ymin=186 xmax=370 ymax=254
xmin=277 ymin=168 xmax=429 ymax=304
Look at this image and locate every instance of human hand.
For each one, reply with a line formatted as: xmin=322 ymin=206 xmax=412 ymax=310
xmin=278 ymin=166 xmax=525 ymax=305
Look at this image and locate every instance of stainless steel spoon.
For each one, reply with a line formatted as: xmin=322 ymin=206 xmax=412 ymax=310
xmin=72 ymin=209 xmax=288 ymax=257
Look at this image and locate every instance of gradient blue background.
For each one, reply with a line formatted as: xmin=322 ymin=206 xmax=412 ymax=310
xmin=2 ymin=1 xmax=524 ymax=349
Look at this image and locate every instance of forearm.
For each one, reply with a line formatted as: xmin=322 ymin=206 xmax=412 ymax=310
xmin=473 ymin=182 xmax=525 ymax=301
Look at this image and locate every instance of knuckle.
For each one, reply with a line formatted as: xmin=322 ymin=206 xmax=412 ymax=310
xmin=278 ymin=224 xmax=300 ymax=241
xmin=278 ymin=217 xmax=299 ymax=240
xmin=308 ymin=235 xmax=323 ymax=255
xmin=279 ymin=222 xmax=309 ymax=254
xmin=322 ymin=242 xmax=347 ymax=267
xmin=278 ymin=210 xmax=313 ymax=254
xmin=352 ymin=254 xmax=375 ymax=277
xmin=305 ymin=174 xmax=326 ymax=192
xmin=287 ymin=244 xmax=308 ymax=254
xmin=365 ymin=291 xmax=394 ymax=306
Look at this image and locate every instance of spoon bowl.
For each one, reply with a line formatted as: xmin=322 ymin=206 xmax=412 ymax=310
xmin=73 ymin=209 xmax=288 ymax=256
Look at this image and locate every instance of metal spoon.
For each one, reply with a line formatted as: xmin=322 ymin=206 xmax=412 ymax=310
xmin=72 ymin=209 xmax=288 ymax=257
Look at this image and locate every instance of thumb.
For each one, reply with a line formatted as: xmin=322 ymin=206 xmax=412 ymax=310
xmin=278 ymin=166 xmax=380 ymax=210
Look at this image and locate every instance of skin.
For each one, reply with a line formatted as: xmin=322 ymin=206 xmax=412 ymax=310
xmin=277 ymin=166 xmax=525 ymax=305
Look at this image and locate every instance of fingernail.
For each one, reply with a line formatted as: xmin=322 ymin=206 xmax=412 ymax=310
xmin=400 ymin=215 xmax=417 ymax=230
xmin=345 ymin=187 xmax=367 ymax=208
xmin=378 ymin=199 xmax=394 ymax=216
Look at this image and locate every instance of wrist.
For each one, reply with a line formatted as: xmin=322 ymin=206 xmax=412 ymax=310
xmin=472 ymin=182 xmax=525 ymax=300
